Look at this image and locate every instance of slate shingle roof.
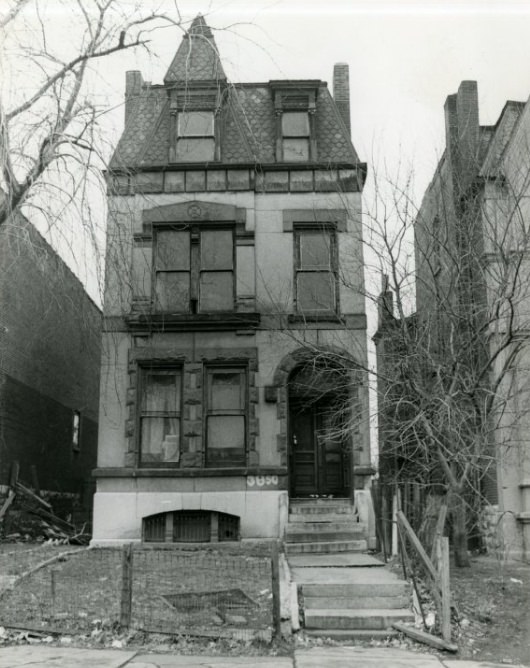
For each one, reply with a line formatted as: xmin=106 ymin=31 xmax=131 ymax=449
xmin=164 ymin=14 xmax=226 ymax=84
xmin=109 ymin=15 xmax=360 ymax=170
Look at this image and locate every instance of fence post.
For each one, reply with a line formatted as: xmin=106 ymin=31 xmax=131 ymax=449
xmin=120 ymin=543 xmax=133 ymax=629
xmin=438 ymin=536 xmax=451 ymax=642
xmin=271 ymin=540 xmax=281 ymax=640
xmin=50 ymin=569 xmax=57 ymax=620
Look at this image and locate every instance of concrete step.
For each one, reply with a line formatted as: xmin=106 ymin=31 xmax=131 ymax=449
xmin=286 ymin=540 xmax=367 ymax=554
xmin=304 ymin=608 xmax=415 ymax=630
xmin=303 ymin=628 xmax=399 ymax=640
xmin=287 ymin=515 xmax=366 ymax=532
xmin=287 ymin=553 xmax=385 ymax=568
xmin=288 ymin=513 xmax=360 ymax=523
xmin=303 ymin=595 xmax=411 ymax=609
xmin=286 ymin=530 xmax=364 ymax=543
xmin=286 ymin=522 xmax=365 ymax=535
xmin=290 ymin=500 xmax=353 ymax=515
xmin=301 ymin=581 xmax=409 ymax=598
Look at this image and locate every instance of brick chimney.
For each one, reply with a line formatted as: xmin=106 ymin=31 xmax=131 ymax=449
xmin=333 ymin=63 xmax=351 ymax=136
xmin=125 ymin=70 xmax=144 ymax=125
xmin=444 ymin=81 xmax=480 ymax=194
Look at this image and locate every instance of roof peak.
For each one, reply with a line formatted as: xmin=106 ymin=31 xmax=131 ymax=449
xmin=164 ymin=14 xmax=226 ymax=84
xmin=188 ymin=14 xmax=212 ymax=38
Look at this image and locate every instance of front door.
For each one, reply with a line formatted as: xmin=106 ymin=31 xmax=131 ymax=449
xmin=289 ymin=400 xmax=348 ymax=497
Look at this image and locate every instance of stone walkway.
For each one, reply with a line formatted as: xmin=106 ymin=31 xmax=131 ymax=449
xmin=0 ymin=645 xmax=528 ymax=668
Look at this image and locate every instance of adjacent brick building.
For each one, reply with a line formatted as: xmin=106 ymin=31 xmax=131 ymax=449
xmin=93 ymin=15 xmax=373 ymax=544
xmin=377 ymin=81 xmax=530 ymax=560
xmin=0 ymin=213 xmax=101 ymax=507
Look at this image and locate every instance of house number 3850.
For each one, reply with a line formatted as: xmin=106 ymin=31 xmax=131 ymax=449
xmin=247 ymin=475 xmax=278 ymax=487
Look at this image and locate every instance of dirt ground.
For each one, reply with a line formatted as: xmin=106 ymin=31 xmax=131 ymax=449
xmin=450 ymin=554 xmax=530 ymax=664
xmin=1 ymin=543 xmax=529 ymax=663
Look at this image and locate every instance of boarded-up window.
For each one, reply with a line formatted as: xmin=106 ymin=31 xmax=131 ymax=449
xmin=154 ymin=227 xmax=235 ymax=313
xmin=205 ymin=369 xmax=246 ymax=467
xmin=295 ymin=229 xmax=337 ymax=313
xmin=140 ymin=369 xmax=182 ymax=465
xmin=199 ymin=230 xmax=234 ymax=311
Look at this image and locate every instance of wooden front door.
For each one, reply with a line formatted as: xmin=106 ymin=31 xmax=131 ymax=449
xmin=289 ymin=400 xmax=348 ymax=497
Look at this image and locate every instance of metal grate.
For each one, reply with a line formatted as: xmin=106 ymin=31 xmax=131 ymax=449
xmin=173 ymin=510 xmax=210 ymax=542
xmin=218 ymin=513 xmax=239 ymax=541
xmin=143 ymin=513 xmax=166 ymax=542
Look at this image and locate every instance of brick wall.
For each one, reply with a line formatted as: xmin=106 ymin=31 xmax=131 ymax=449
xmin=0 ymin=214 xmax=101 ymax=492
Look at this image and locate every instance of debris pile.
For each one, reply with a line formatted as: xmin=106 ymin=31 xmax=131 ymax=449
xmin=0 ymin=466 xmax=90 ymax=545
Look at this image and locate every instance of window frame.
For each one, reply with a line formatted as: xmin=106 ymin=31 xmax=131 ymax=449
xmin=204 ymin=365 xmax=248 ymax=468
xmin=152 ymin=225 xmax=236 ymax=314
xmin=294 ymin=225 xmax=339 ymax=315
xmin=281 ymin=111 xmax=310 ymax=162
xmin=175 ymin=110 xmax=216 ymax=162
xmin=72 ymin=410 xmax=81 ymax=452
xmin=137 ymin=365 xmax=183 ymax=468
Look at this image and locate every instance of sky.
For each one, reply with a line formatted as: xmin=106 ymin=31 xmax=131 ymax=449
xmin=5 ymin=0 xmax=530 ymax=307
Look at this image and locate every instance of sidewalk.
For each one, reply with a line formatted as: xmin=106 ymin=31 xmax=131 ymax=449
xmin=0 ymin=645 xmax=528 ymax=668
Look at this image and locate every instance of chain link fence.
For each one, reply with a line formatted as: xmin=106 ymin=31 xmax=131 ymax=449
xmin=0 ymin=545 xmax=276 ymax=642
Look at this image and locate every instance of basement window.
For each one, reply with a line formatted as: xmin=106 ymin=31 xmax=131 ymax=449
xmin=143 ymin=510 xmax=240 ymax=543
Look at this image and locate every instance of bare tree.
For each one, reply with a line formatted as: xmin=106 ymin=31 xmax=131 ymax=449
xmin=371 ymin=101 xmax=530 ymax=565
xmin=0 ymin=0 xmax=192 ymax=299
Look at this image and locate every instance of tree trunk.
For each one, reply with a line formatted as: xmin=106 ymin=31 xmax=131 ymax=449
xmin=452 ymin=494 xmax=470 ymax=567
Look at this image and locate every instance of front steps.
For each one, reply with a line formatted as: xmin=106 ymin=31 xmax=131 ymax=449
xmin=285 ymin=498 xmax=367 ymax=554
xmin=286 ymin=498 xmax=413 ymax=638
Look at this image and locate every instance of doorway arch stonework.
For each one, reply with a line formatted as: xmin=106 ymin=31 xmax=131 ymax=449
xmin=271 ymin=347 xmax=362 ymax=472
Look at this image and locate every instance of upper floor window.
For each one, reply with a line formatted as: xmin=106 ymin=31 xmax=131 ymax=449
xmin=295 ymin=228 xmax=337 ymax=313
xmin=176 ymin=111 xmax=215 ymax=162
xmin=154 ymin=227 xmax=235 ymax=313
xmin=140 ymin=368 xmax=182 ymax=465
xmin=282 ymin=112 xmax=310 ymax=162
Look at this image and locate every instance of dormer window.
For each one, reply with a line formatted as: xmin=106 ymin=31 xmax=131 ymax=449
xmin=271 ymin=81 xmax=319 ymax=163
xmin=176 ymin=111 xmax=215 ymax=162
xmin=282 ymin=112 xmax=310 ymax=162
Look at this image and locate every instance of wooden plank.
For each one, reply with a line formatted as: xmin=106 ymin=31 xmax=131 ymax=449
xmin=9 ymin=462 xmax=19 ymax=488
xmin=439 ymin=536 xmax=452 ymax=642
xmin=16 ymin=482 xmax=53 ymax=510
xmin=271 ymin=540 xmax=281 ymax=639
xmin=396 ymin=510 xmax=439 ymax=583
xmin=120 ymin=544 xmax=133 ymax=629
xmin=431 ymin=503 xmax=448 ymax=565
xmin=393 ymin=622 xmax=458 ymax=652
xmin=0 ymin=490 xmax=15 ymax=520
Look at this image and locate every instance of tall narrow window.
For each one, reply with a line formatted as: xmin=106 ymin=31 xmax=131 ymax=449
xmin=199 ymin=229 xmax=234 ymax=311
xmin=282 ymin=112 xmax=310 ymax=162
xmin=140 ymin=369 xmax=182 ymax=464
xmin=176 ymin=111 xmax=215 ymax=162
xmin=154 ymin=229 xmax=190 ymax=312
xmin=72 ymin=411 xmax=81 ymax=452
xmin=205 ymin=368 xmax=247 ymax=467
xmin=295 ymin=229 xmax=337 ymax=313
xmin=153 ymin=227 xmax=235 ymax=313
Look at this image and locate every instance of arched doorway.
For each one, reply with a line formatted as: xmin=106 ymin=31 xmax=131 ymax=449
xmin=288 ymin=360 xmax=352 ymax=498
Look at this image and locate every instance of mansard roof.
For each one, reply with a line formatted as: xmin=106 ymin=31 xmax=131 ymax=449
xmin=110 ymin=15 xmax=359 ymax=171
